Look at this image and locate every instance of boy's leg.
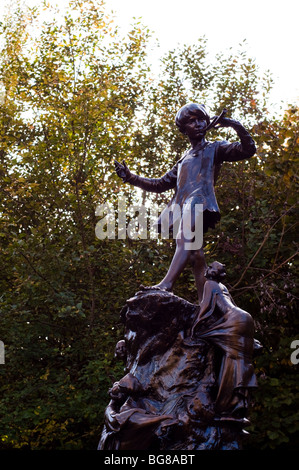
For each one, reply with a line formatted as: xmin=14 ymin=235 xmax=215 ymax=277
xmin=153 ymin=233 xmax=192 ymax=291
xmin=190 ymin=248 xmax=206 ymax=303
xmin=142 ymin=207 xmax=205 ymax=295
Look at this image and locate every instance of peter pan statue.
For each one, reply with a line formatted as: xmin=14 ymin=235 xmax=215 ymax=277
xmin=115 ymin=103 xmax=256 ymax=302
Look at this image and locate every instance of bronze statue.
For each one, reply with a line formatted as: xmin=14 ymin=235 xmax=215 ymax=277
xmin=98 ymin=280 xmax=259 ymax=450
xmin=115 ymin=103 xmax=256 ymax=301
xmin=114 ymin=339 xmax=127 ymax=361
xmin=191 ymin=261 xmax=258 ymax=418
xmin=98 ymin=372 xmax=178 ymax=450
xmin=98 ymin=103 xmax=260 ymax=451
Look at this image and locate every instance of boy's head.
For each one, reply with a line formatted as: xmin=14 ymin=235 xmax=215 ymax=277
xmin=175 ymin=103 xmax=210 ymax=134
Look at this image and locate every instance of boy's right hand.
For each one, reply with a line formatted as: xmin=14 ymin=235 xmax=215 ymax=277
xmin=114 ymin=160 xmax=131 ymax=183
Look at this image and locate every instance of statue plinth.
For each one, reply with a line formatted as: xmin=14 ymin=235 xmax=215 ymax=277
xmin=98 ymin=287 xmax=258 ymax=450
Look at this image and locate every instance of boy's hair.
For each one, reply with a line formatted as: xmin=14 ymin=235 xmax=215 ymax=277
xmin=175 ymin=103 xmax=210 ymax=133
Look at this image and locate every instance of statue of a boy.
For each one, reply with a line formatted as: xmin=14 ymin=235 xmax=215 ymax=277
xmin=115 ymin=103 xmax=256 ymax=301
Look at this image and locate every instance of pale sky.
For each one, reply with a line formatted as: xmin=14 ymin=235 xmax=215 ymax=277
xmin=105 ymin=0 xmax=299 ymax=109
xmin=1 ymin=0 xmax=299 ymax=109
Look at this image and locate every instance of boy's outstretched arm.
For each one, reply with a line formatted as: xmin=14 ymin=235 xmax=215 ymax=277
xmin=114 ymin=159 xmax=177 ymax=194
xmin=216 ymin=117 xmax=256 ymax=162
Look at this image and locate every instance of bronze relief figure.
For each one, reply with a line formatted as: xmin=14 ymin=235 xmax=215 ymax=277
xmin=191 ymin=261 xmax=259 ymax=419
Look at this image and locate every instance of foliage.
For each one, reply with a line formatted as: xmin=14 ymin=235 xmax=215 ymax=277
xmin=0 ymin=0 xmax=298 ymax=450
xmin=0 ymin=0 xmax=151 ymax=449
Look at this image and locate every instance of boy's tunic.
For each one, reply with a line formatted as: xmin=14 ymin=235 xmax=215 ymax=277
xmin=127 ymin=129 xmax=256 ymax=235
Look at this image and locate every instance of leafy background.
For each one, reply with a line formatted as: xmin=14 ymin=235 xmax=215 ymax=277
xmin=0 ymin=0 xmax=298 ymax=450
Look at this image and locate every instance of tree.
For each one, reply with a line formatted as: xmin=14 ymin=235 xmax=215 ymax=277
xmin=0 ymin=0 xmax=152 ymax=449
xmin=0 ymin=0 xmax=298 ymax=450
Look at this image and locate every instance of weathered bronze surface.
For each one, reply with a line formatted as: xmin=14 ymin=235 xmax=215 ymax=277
xmin=98 ymin=279 xmax=259 ymax=450
xmin=98 ymin=104 xmax=260 ymax=450
xmin=191 ymin=262 xmax=260 ymax=417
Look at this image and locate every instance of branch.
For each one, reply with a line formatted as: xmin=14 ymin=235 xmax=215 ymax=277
xmin=232 ymin=203 xmax=297 ymax=289
xmin=272 ymin=217 xmax=285 ymax=269
xmin=19 ymin=250 xmax=59 ymax=294
xmin=259 ymin=250 xmax=299 ymax=283
xmin=232 ymin=249 xmax=299 ymax=297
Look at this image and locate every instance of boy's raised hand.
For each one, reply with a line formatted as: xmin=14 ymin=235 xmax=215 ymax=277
xmin=216 ymin=117 xmax=241 ymax=129
xmin=114 ymin=159 xmax=131 ymax=182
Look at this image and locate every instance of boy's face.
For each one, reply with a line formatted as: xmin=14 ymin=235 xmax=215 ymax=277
xmin=183 ymin=112 xmax=207 ymax=139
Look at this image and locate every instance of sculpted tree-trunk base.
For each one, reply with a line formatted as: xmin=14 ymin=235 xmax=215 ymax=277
xmin=98 ymin=266 xmax=260 ymax=451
